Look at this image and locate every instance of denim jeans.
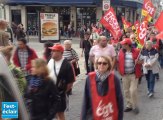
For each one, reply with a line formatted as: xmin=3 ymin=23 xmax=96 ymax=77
xmin=145 ymin=70 xmax=155 ymax=93
xmin=159 ymin=55 xmax=163 ymax=68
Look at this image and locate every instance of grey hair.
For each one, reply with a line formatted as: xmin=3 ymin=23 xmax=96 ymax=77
xmin=97 ymin=36 xmax=107 ymax=42
xmin=145 ymin=40 xmax=153 ymax=46
xmin=64 ymin=40 xmax=72 ymax=45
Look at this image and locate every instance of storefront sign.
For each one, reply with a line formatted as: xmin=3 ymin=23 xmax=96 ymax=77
xmin=103 ymin=0 xmax=110 ymax=11
xmin=39 ymin=13 xmax=59 ymax=42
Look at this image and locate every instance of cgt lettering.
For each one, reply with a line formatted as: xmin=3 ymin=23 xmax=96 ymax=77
xmin=104 ymin=12 xmax=120 ymax=31
xmin=145 ymin=1 xmax=155 ymax=15
xmin=96 ymin=100 xmax=114 ymax=118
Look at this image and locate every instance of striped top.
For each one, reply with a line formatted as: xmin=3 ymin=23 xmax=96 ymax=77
xmin=63 ymin=48 xmax=79 ymax=62
xmin=124 ymin=52 xmax=134 ymax=74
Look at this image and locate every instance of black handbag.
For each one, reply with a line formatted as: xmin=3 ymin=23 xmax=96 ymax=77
xmin=73 ymin=62 xmax=80 ymax=76
xmin=70 ymin=49 xmax=80 ymax=76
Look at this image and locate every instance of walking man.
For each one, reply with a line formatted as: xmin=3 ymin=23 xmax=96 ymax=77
xmin=118 ymin=38 xmax=142 ymax=114
xmin=48 ymin=44 xmax=75 ymax=120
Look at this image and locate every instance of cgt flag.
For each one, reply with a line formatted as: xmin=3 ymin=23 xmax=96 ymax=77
xmin=137 ymin=17 xmax=148 ymax=46
xmin=100 ymin=7 xmax=122 ymax=39
xmin=155 ymin=12 xmax=163 ymax=32
xmin=141 ymin=0 xmax=156 ymax=21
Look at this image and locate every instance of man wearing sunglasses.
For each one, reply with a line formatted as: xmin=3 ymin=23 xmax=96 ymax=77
xmin=118 ymin=38 xmax=142 ymax=114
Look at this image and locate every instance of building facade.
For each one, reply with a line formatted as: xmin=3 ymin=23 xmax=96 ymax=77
xmin=5 ymin=0 xmax=143 ymax=34
xmin=0 ymin=4 xmax=5 ymax=19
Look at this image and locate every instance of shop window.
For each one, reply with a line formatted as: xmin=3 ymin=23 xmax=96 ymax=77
xmin=26 ymin=7 xmax=40 ymax=35
xmin=11 ymin=10 xmax=21 ymax=25
xmin=77 ymin=7 xmax=96 ymax=30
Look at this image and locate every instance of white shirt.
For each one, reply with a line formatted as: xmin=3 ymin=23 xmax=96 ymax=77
xmin=48 ymin=58 xmax=64 ymax=84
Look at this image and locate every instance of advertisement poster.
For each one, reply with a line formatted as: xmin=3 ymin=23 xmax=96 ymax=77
xmin=39 ymin=13 xmax=59 ymax=42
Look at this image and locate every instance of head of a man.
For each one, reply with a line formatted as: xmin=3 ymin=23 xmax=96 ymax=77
xmin=49 ymin=43 xmax=64 ymax=61
xmin=98 ymin=36 xmax=108 ymax=48
xmin=84 ymin=32 xmax=90 ymax=40
xmin=120 ymin=38 xmax=132 ymax=50
xmin=145 ymin=41 xmax=153 ymax=50
xmin=130 ymin=34 xmax=136 ymax=43
xmin=0 ymin=20 xmax=7 ymax=30
xmin=63 ymin=40 xmax=72 ymax=50
xmin=17 ymin=38 xmax=27 ymax=49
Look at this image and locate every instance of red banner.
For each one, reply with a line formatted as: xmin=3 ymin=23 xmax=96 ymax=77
xmin=155 ymin=12 xmax=163 ymax=32
xmin=100 ymin=7 xmax=122 ymax=39
xmin=137 ymin=18 xmax=148 ymax=45
xmin=142 ymin=0 xmax=156 ymax=21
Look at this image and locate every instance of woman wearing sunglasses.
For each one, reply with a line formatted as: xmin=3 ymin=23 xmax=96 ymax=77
xmin=81 ymin=56 xmax=124 ymax=120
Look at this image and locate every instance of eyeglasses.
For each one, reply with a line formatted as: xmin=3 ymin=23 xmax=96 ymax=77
xmin=97 ymin=62 xmax=108 ymax=65
xmin=131 ymin=38 xmax=135 ymax=40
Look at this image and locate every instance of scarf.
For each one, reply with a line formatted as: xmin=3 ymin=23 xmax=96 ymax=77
xmin=29 ymin=76 xmax=43 ymax=89
xmin=95 ymin=70 xmax=110 ymax=81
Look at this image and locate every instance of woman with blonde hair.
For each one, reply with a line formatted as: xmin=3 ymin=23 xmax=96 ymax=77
xmin=25 ymin=58 xmax=60 ymax=120
xmin=81 ymin=56 xmax=123 ymax=120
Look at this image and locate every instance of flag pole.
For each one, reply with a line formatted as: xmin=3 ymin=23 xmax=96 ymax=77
xmin=134 ymin=30 xmax=153 ymax=67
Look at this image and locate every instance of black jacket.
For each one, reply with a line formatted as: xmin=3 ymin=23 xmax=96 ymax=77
xmin=25 ymin=78 xmax=60 ymax=120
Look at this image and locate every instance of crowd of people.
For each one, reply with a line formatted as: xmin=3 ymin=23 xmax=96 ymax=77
xmin=0 ymin=18 xmax=163 ymax=120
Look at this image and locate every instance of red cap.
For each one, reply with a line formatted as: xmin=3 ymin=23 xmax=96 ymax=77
xmin=49 ymin=44 xmax=64 ymax=52
xmin=120 ymin=38 xmax=132 ymax=45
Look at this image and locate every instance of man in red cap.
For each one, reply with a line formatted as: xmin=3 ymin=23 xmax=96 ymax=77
xmin=47 ymin=43 xmax=75 ymax=120
xmin=118 ymin=38 xmax=142 ymax=114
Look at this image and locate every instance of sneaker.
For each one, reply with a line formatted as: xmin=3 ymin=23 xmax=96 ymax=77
xmin=124 ymin=107 xmax=132 ymax=112
xmin=147 ymin=91 xmax=150 ymax=96
xmin=148 ymin=93 xmax=154 ymax=98
xmin=133 ymin=107 xmax=139 ymax=114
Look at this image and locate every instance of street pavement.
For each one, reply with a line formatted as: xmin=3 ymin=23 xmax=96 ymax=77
xmin=27 ymin=36 xmax=163 ymax=120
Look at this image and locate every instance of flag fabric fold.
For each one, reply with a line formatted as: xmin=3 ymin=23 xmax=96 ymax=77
xmin=155 ymin=12 xmax=163 ymax=32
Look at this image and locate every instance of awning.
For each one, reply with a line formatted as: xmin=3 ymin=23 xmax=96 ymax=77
xmin=6 ymin=0 xmax=97 ymax=6
xmin=111 ymin=0 xmax=143 ymax=8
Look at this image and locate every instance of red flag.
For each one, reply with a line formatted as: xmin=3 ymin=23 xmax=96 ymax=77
xmin=142 ymin=0 xmax=156 ymax=21
xmin=155 ymin=12 xmax=163 ymax=32
xmin=121 ymin=16 xmax=132 ymax=30
xmin=137 ymin=18 xmax=148 ymax=45
xmin=100 ymin=7 xmax=122 ymax=39
xmin=156 ymin=32 xmax=163 ymax=39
